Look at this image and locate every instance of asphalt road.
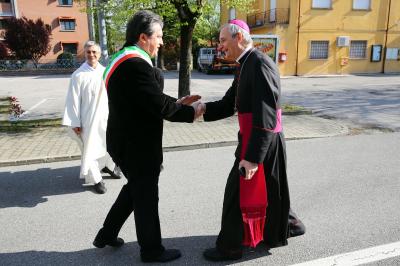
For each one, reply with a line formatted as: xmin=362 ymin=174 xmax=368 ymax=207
xmin=1 ymin=132 xmax=399 ymax=265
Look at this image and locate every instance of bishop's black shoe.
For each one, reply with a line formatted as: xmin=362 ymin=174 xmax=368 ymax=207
xmin=288 ymin=209 xmax=306 ymax=238
xmin=141 ymin=249 xmax=182 ymax=263
xmin=203 ymin=247 xmax=242 ymax=262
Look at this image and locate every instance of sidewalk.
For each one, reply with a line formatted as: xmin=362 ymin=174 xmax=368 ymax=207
xmin=0 ymin=114 xmax=349 ymax=167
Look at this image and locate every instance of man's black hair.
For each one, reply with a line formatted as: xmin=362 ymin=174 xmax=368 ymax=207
xmin=124 ymin=10 xmax=163 ymax=47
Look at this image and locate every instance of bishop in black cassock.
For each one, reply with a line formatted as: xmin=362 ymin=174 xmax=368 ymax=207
xmin=202 ymin=20 xmax=305 ymax=262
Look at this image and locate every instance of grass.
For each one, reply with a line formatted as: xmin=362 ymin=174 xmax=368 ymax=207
xmin=0 ymin=118 xmax=62 ymax=132
xmin=282 ymin=104 xmax=311 ymax=115
xmin=0 ymin=104 xmax=9 ymax=114
xmin=0 ymin=96 xmax=11 ymax=114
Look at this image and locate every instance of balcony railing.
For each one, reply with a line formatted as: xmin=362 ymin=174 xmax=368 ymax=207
xmin=247 ymin=8 xmax=290 ymax=29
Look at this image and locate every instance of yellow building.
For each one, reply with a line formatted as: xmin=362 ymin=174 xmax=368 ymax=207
xmin=221 ymin=0 xmax=400 ymax=76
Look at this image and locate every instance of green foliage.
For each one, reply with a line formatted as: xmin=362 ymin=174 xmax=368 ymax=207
xmin=222 ymin=0 xmax=255 ymax=10
xmin=57 ymin=52 xmax=75 ymax=68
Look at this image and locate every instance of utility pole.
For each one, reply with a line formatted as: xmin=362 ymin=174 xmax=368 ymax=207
xmin=87 ymin=0 xmax=95 ymax=41
xmin=96 ymin=0 xmax=109 ymax=64
xmin=295 ymin=0 xmax=301 ymax=76
xmin=382 ymin=0 xmax=392 ymax=73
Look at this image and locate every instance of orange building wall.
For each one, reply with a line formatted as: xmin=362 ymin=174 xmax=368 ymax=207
xmin=15 ymin=0 xmax=89 ymax=61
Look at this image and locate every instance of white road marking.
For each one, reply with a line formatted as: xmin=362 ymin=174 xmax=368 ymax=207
xmin=362 ymin=83 xmax=400 ymax=87
xmin=19 ymin=99 xmax=48 ymax=118
xmin=291 ymin=241 xmax=400 ymax=266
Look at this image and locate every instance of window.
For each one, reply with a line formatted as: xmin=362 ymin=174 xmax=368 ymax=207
xmin=60 ymin=19 xmax=75 ymax=31
xmin=229 ymin=8 xmax=236 ymax=20
xmin=62 ymin=43 xmax=77 ymax=54
xmin=312 ymin=0 xmax=332 ymax=9
xmin=58 ymin=0 xmax=73 ymax=5
xmin=353 ymin=0 xmax=370 ymax=10
xmin=350 ymin=40 xmax=367 ymax=59
xmin=310 ymin=41 xmax=329 ymax=59
xmin=386 ymin=48 xmax=399 ymax=60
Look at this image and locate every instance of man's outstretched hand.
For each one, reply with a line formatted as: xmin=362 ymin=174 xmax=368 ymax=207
xmin=177 ymin=95 xmax=201 ymax=105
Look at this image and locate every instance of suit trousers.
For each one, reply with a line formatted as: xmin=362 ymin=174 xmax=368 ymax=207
xmin=100 ymin=163 xmax=165 ymax=256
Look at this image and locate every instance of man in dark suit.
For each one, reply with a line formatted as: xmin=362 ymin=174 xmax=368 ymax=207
xmin=93 ymin=10 xmax=201 ymax=263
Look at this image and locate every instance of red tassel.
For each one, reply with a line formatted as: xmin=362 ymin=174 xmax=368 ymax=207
xmin=242 ymin=215 xmax=266 ymax=247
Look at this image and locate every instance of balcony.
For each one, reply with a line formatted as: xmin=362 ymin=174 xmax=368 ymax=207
xmin=247 ymin=8 xmax=290 ymax=29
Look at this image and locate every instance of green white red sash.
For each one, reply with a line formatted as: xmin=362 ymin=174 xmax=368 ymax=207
xmin=103 ymin=46 xmax=152 ymax=89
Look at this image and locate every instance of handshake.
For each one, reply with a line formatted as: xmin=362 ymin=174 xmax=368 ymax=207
xmin=176 ymin=95 xmax=206 ymax=120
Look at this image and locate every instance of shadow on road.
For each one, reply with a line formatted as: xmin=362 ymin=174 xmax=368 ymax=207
xmin=0 ymin=166 xmax=88 ymax=208
xmin=0 ymin=235 xmax=273 ymax=265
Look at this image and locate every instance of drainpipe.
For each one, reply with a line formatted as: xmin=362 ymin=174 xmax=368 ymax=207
xmin=382 ymin=0 xmax=392 ymax=73
xmin=11 ymin=0 xmax=19 ymax=18
xmin=295 ymin=0 xmax=301 ymax=75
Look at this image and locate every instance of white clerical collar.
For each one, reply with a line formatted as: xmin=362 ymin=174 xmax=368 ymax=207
xmin=236 ymin=46 xmax=253 ymax=63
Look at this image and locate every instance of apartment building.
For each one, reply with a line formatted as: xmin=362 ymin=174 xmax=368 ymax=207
xmin=0 ymin=0 xmax=89 ymax=61
xmin=221 ymin=0 xmax=400 ymax=75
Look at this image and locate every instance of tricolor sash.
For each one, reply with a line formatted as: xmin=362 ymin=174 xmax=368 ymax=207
xmin=103 ymin=46 xmax=152 ymax=89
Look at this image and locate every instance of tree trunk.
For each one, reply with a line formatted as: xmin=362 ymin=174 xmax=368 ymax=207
xmin=178 ymin=24 xmax=194 ymax=98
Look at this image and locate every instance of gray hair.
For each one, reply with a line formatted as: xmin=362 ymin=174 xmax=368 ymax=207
xmin=221 ymin=23 xmax=253 ymax=47
xmin=84 ymin=41 xmax=101 ymax=52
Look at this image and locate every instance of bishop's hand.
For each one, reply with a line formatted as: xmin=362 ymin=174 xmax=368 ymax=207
xmin=239 ymin=160 xmax=258 ymax=180
xmin=191 ymin=101 xmax=206 ymax=120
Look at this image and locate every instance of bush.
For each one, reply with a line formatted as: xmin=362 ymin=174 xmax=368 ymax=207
xmin=56 ymin=52 xmax=74 ymax=68
xmin=0 ymin=43 xmax=9 ymax=59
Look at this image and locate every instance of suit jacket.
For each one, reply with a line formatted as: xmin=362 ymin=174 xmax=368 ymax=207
xmin=106 ymin=57 xmax=194 ymax=173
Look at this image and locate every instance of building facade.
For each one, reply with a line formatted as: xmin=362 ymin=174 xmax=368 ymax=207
xmin=0 ymin=0 xmax=89 ymax=61
xmin=221 ymin=0 xmax=400 ymax=76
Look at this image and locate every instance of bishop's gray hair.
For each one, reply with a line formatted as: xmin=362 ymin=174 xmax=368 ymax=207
xmin=221 ymin=23 xmax=253 ymax=47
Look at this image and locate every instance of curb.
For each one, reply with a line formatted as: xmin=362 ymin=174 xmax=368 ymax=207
xmin=0 ymin=136 xmax=326 ymax=167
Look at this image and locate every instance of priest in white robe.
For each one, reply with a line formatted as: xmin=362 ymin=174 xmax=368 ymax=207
xmin=62 ymin=41 xmax=121 ymax=194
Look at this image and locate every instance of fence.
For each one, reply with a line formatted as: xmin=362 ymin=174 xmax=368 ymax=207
xmin=0 ymin=59 xmax=84 ymax=72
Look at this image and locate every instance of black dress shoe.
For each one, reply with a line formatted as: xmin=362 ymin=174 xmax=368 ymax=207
xmin=101 ymin=167 xmax=122 ymax=179
xmin=141 ymin=249 xmax=181 ymax=263
xmin=203 ymin=247 xmax=242 ymax=262
xmin=93 ymin=180 xmax=106 ymax=194
xmin=289 ymin=220 xmax=306 ymax=237
xmin=288 ymin=210 xmax=306 ymax=238
xmin=93 ymin=237 xmax=124 ymax=248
